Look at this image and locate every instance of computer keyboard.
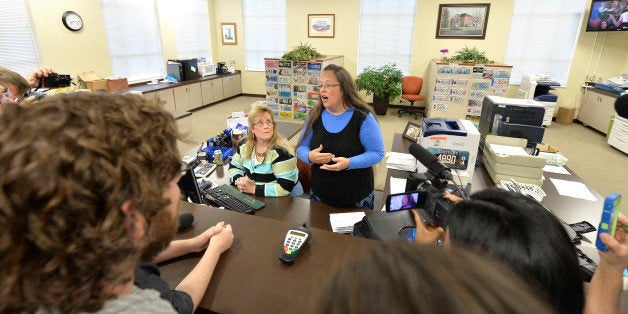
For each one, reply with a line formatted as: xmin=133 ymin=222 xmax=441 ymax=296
xmin=203 ymin=184 xmax=265 ymax=215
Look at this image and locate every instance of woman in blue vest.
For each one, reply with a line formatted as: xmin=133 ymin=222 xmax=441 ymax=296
xmin=296 ymin=64 xmax=384 ymax=209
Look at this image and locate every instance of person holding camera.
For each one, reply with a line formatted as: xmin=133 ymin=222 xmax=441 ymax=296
xmin=413 ymin=188 xmax=584 ymax=314
xmin=0 ymin=66 xmax=57 ymax=108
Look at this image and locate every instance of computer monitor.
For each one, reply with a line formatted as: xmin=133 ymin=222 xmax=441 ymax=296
xmin=178 ymin=167 xmax=204 ymax=204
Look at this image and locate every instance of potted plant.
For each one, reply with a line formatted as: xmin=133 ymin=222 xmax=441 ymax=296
xmin=282 ymin=42 xmax=325 ymax=61
xmin=442 ymin=46 xmax=493 ymax=64
xmin=355 ymin=63 xmax=403 ymax=115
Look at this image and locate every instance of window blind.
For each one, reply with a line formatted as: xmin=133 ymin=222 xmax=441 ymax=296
xmin=357 ymin=0 xmax=417 ymax=75
xmin=159 ymin=0 xmax=213 ymax=63
xmin=504 ymin=0 xmax=586 ymax=85
xmin=101 ymin=0 xmax=164 ymax=83
xmin=242 ymin=0 xmax=286 ymax=71
xmin=0 ymin=0 xmax=40 ymax=76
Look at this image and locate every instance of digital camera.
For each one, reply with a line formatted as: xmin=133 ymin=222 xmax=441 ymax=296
xmin=41 ymin=74 xmax=72 ymax=88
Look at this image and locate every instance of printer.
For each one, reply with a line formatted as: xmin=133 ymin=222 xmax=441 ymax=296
xmin=167 ymin=59 xmax=199 ymax=81
xmin=479 ymin=96 xmax=546 ymax=149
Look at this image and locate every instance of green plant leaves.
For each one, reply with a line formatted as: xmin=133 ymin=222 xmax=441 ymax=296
xmin=355 ymin=63 xmax=403 ymax=101
xmin=282 ymin=42 xmax=325 ymax=61
xmin=442 ymin=46 xmax=491 ymax=64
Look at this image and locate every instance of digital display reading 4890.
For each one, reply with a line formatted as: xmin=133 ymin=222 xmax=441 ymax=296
xmin=428 ymin=148 xmax=470 ymax=170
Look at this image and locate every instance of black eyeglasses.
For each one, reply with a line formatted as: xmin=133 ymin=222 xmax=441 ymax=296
xmin=254 ymin=120 xmax=275 ymax=127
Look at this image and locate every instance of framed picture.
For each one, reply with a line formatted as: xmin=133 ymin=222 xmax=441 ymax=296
xmin=436 ymin=3 xmax=490 ymax=39
xmin=403 ymin=122 xmax=422 ymax=142
xmin=221 ymin=23 xmax=237 ymax=45
xmin=308 ymin=14 xmax=335 ymax=38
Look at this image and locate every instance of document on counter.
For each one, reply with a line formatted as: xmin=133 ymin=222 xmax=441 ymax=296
xmin=550 ymin=178 xmax=597 ymax=202
xmin=543 ymin=164 xmax=570 ymax=175
xmin=329 ymin=212 xmax=366 ymax=233
xmin=386 ymin=152 xmax=417 ymax=171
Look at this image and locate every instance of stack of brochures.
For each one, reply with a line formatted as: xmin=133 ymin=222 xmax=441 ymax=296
xmin=386 ymin=152 xmax=417 ymax=171
xmin=329 ymin=212 xmax=366 ymax=233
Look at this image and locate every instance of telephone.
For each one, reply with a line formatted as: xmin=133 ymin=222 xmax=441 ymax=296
xmin=497 ymin=179 xmax=546 ymax=202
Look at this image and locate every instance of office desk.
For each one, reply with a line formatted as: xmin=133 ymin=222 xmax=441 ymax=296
xmin=385 ymin=133 xmax=605 ymax=250
xmin=160 ymin=201 xmax=375 ymax=313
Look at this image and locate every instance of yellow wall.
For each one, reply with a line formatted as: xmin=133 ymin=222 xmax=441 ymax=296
xmin=25 ymin=0 xmax=627 ymax=111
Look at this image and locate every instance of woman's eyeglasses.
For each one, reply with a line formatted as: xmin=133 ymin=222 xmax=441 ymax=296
xmin=254 ymin=120 xmax=275 ymax=127
xmin=317 ymin=84 xmax=340 ymax=90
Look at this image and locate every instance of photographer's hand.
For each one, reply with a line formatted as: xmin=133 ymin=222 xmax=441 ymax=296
xmin=25 ymin=66 xmax=55 ymax=88
xmin=412 ymin=209 xmax=444 ymax=245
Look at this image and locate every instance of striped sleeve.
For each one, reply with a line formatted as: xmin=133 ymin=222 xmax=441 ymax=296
xmin=254 ymin=148 xmax=299 ymax=197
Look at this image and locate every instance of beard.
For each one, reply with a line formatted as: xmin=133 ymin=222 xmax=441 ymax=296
xmin=141 ymin=209 xmax=178 ymax=261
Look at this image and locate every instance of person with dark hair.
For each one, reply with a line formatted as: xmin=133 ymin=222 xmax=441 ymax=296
xmin=316 ymin=242 xmax=554 ymax=313
xmin=0 ymin=93 xmax=233 ymax=313
xmin=413 ymin=188 xmax=584 ymax=314
xmin=229 ymin=104 xmax=302 ymax=197
xmin=296 ymin=64 xmax=385 ymax=209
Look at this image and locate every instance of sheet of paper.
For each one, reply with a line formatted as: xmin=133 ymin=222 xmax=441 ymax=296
xmin=543 ymin=164 xmax=570 ymax=175
xmin=386 ymin=152 xmax=417 ymax=171
xmin=550 ymin=178 xmax=597 ymax=202
xmin=490 ymin=143 xmax=528 ymax=156
xmin=390 ymin=177 xmax=407 ymax=194
xmin=329 ymin=212 xmax=366 ymax=233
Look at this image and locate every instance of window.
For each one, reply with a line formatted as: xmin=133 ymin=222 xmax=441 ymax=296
xmin=0 ymin=0 xmax=40 ymax=76
xmin=159 ymin=0 xmax=213 ymax=63
xmin=504 ymin=0 xmax=587 ymax=85
xmin=357 ymin=0 xmax=417 ymax=75
xmin=101 ymin=0 xmax=164 ymax=83
xmin=242 ymin=0 xmax=286 ymax=71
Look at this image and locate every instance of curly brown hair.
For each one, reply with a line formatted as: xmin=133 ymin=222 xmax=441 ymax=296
xmin=0 ymin=93 xmax=183 ymax=313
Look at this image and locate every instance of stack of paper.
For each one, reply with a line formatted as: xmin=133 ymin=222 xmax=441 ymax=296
xmin=329 ymin=212 xmax=366 ymax=233
xmin=386 ymin=152 xmax=417 ymax=171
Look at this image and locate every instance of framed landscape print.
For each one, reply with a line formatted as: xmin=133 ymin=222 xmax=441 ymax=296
xmin=436 ymin=3 xmax=490 ymax=39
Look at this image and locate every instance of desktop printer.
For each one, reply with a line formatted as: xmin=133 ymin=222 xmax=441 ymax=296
xmin=479 ymin=96 xmax=546 ymax=149
xmin=167 ymin=59 xmax=199 ymax=81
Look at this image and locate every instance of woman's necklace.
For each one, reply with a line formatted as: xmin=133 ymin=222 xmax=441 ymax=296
xmin=255 ymin=151 xmax=266 ymax=158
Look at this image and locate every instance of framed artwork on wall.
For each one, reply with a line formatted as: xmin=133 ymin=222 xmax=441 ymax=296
xmin=221 ymin=22 xmax=237 ymax=45
xmin=308 ymin=14 xmax=335 ymax=38
xmin=436 ymin=3 xmax=490 ymax=39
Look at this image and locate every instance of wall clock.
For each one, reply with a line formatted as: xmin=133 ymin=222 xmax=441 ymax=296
xmin=62 ymin=11 xmax=83 ymax=31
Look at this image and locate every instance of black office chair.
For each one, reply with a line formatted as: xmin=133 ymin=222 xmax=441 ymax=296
xmin=398 ymin=76 xmax=426 ymax=120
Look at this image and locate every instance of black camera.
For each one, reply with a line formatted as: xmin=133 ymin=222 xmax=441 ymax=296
xmin=41 ymin=74 xmax=72 ymax=88
xmin=405 ymin=173 xmax=454 ymax=227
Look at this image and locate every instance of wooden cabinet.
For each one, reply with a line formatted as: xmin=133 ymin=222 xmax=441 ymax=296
xmin=173 ymin=84 xmax=203 ymax=111
xmin=129 ymin=72 xmax=241 ymax=112
xmin=223 ymin=75 xmax=241 ymax=99
xmin=142 ymin=89 xmax=176 ymax=111
xmin=578 ymin=88 xmax=617 ymax=134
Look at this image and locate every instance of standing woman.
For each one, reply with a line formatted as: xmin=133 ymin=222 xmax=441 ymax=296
xmin=229 ymin=105 xmax=302 ymax=197
xmin=296 ymin=64 xmax=385 ymax=209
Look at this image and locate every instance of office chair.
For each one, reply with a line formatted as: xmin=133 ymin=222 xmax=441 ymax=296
xmin=398 ymin=76 xmax=426 ymax=120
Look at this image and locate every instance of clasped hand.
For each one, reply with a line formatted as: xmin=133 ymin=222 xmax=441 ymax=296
xmin=309 ymin=144 xmax=349 ymax=171
xmin=235 ymin=176 xmax=256 ymax=194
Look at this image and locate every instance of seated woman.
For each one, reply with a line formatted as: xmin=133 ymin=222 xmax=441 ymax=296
xmin=229 ymin=105 xmax=301 ymax=197
xmin=413 ymin=188 xmax=584 ymax=314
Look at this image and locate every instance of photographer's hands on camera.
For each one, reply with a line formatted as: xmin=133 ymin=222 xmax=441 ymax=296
xmin=412 ymin=191 xmax=461 ymax=245
xmin=309 ymin=144 xmax=350 ymax=171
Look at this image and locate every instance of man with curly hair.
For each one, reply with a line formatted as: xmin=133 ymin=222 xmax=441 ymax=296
xmin=0 ymin=93 xmax=233 ymax=313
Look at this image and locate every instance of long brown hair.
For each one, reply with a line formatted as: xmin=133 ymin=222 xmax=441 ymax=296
xmin=298 ymin=64 xmax=373 ymax=146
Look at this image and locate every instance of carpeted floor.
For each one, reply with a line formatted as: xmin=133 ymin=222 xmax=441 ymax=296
xmin=177 ymin=95 xmax=627 ymax=214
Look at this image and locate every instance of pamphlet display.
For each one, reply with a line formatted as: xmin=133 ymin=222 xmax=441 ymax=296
xmin=264 ymin=55 xmax=343 ymax=120
xmin=426 ymin=59 xmax=512 ymax=119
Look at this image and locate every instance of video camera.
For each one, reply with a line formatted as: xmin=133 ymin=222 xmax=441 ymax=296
xmin=40 ymin=74 xmax=72 ymax=88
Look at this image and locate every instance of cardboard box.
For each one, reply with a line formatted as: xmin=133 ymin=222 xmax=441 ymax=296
xmin=537 ymin=142 xmax=559 ymax=153
xmin=78 ymin=71 xmax=107 ymax=92
xmin=556 ymin=107 xmax=576 ymax=125
xmin=107 ymin=78 xmax=129 ymax=92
